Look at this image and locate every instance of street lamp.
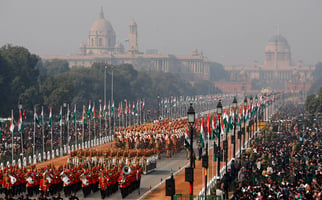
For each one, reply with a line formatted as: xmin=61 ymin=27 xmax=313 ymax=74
xmin=232 ymin=97 xmax=237 ymax=158
xmin=255 ymin=95 xmax=258 ymax=132
xmin=216 ymin=100 xmax=222 ymax=178
xmin=243 ymin=97 xmax=247 ymax=150
xmin=187 ymin=103 xmax=195 ymax=196
xmin=250 ymin=96 xmax=253 ymax=139
xmin=157 ymin=95 xmax=160 ymax=120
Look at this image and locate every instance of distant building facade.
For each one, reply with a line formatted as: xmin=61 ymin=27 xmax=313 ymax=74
xmin=222 ymin=34 xmax=314 ymax=93
xmin=42 ymin=8 xmax=210 ymax=80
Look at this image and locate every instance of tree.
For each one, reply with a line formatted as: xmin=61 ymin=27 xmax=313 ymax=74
xmin=0 ymin=44 xmax=41 ymax=116
xmin=305 ymin=87 xmax=322 ymax=114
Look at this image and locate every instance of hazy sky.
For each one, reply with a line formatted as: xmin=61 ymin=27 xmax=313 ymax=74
xmin=1 ymin=0 xmax=321 ymax=65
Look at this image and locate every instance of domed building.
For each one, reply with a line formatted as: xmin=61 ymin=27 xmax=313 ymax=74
xmin=264 ymin=34 xmax=291 ymax=68
xmin=223 ymin=34 xmax=314 ymax=93
xmin=81 ymin=7 xmax=116 ymax=55
xmin=41 ymin=8 xmax=211 ymax=81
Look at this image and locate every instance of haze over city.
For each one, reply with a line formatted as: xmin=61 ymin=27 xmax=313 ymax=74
xmin=0 ymin=0 xmax=321 ymax=65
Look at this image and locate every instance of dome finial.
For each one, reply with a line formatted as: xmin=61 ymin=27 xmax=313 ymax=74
xmin=100 ymin=6 xmax=104 ymax=19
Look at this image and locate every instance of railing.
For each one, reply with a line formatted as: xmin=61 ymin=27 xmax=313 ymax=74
xmin=174 ymin=194 xmax=221 ymax=200
xmin=0 ymin=135 xmax=114 ymax=169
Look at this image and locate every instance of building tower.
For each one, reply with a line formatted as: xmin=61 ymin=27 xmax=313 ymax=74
xmin=128 ymin=21 xmax=138 ymax=54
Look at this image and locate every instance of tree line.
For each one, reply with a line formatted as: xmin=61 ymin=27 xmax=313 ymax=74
xmin=0 ymin=44 xmax=222 ymax=117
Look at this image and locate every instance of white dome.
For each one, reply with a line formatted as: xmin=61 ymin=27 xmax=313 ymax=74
xmin=90 ymin=8 xmax=115 ymax=35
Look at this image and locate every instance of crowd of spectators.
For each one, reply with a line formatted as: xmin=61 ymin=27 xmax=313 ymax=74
xmin=214 ymin=103 xmax=322 ymax=199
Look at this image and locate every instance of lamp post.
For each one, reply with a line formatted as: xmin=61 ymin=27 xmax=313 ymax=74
xmin=216 ymin=100 xmax=223 ymax=178
xmin=187 ymin=103 xmax=195 ymax=196
xmin=232 ymin=97 xmax=237 ymax=158
xmin=243 ymin=97 xmax=247 ymax=150
xmin=255 ymin=95 xmax=258 ymax=132
xmin=157 ymin=95 xmax=160 ymax=120
xmin=111 ymin=66 xmax=115 ymax=135
xmin=99 ymin=99 xmax=102 ymax=143
xmin=63 ymin=103 xmax=66 ymax=156
xmin=250 ymin=96 xmax=253 ymax=139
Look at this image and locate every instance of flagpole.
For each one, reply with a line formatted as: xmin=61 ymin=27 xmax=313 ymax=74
xmin=74 ymin=104 xmax=77 ymax=148
xmin=42 ymin=106 xmax=45 ymax=160
xmin=50 ymin=108 xmax=53 ymax=154
xmin=66 ymin=104 xmax=69 ymax=149
xmin=33 ymin=106 xmax=36 ymax=161
xmin=82 ymin=105 xmax=85 ymax=149
xmin=89 ymin=102 xmax=91 ymax=148
xmin=99 ymin=100 xmax=102 ymax=144
xmin=111 ymin=66 xmax=114 ymax=137
xmin=60 ymin=105 xmax=63 ymax=156
xmin=93 ymin=103 xmax=96 ymax=145
xmin=108 ymin=101 xmax=111 ymax=137
xmin=19 ymin=104 xmax=23 ymax=165
xmin=11 ymin=109 xmax=14 ymax=165
xmin=125 ymin=99 xmax=127 ymax=127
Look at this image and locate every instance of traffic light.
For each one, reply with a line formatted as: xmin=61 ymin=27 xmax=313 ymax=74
xmin=165 ymin=177 xmax=175 ymax=196
xmin=185 ymin=167 xmax=193 ymax=183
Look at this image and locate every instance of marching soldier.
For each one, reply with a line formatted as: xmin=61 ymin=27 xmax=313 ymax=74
xmin=98 ymin=173 xmax=107 ymax=199
xmin=25 ymin=172 xmax=34 ymax=196
xmin=80 ymin=171 xmax=90 ymax=197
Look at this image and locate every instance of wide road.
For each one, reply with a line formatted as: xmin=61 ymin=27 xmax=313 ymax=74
xmin=74 ymin=149 xmax=190 ymax=200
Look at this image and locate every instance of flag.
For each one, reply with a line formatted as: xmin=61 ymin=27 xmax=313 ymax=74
xmin=82 ymin=105 xmax=86 ymax=125
xmin=111 ymin=101 xmax=114 ymax=115
xmin=23 ymin=110 xmax=27 ymax=119
xmin=10 ymin=112 xmax=14 ymax=133
xmin=66 ymin=106 xmax=70 ymax=126
xmin=49 ymin=108 xmax=52 ymax=128
xmin=92 ymin=104 xmax=95 ymax=119
xmin=58 ymin=107 xmax=62 ymax=126
xmin=18 ymin=110 xmax=23 ymax=133
xmin=108 ymin=101 xmax=111 ymax=117
xmin=103 ymin=103 xmax=106 ymax=117
xmin=34 ymin=109 xmax=40 ymax=127
xmin=73 ymin=105 xmax=76 ymax=125
xmin=207 ymin=113 xmax=212 ymax=139
xmin=199 ymin=117 xmax=206 ymax=148
xmin=124 ymin=101 xmax=128 ymax=115
xmin=40 ymin=108 xmax=44 ymax=126
xmin=132 ymin=102 xmax=135 ymax=115
xmin=223 ymin=110 xmax=229 ymax=133
xmin=87 ymin=102 xmax=92 ymax=119
xmin=238 ymin=108 xmax=242 ymax=126
xmin=184 ymin=129 xmax=190 ymax=148
xmin=211 ymin=113 xmax=217 ymax=139
xmin=98 ymin=104 xmax=102 ymax=119
xmin=142 ymin=99 xmax=145 ymax=111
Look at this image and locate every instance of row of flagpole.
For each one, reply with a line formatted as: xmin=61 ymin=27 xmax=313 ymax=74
xmin=4 ymin=93 xmax=243 ymax=166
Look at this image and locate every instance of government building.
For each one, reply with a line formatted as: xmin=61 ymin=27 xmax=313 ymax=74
xmin=42 ymin=8 xmax=314 ymax=93
xmin=41 ymin=8 xmax=210 ymax=81
xmin=217 ymin=34 xmax=314 ymax=93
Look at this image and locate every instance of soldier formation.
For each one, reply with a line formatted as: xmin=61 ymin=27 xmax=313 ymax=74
xmin=0 ymin=118 xmax=189 ymax=199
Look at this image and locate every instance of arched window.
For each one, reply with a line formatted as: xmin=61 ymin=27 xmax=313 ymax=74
xmin=99 ymin=38 xmax=103 ymax=47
